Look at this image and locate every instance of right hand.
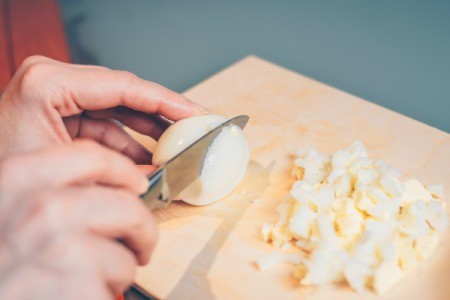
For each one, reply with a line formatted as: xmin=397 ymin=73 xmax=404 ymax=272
xmin=0 ymin=140 xmax=157 ymax=299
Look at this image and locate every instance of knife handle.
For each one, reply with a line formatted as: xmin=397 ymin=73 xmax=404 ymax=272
xmin=141 ymin=168 xmax=171 ymax=211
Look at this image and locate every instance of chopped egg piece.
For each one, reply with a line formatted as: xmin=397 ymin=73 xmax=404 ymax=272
xmin=257 ymin=141 xmax=448 ymax=295
xmin=372 ymin=260 xmax=404 ymax=295
xmin=289 ymin=204 xmax=317 ymax=239
xmin=344 ymin=260 xmax=370 ymax=293
xmin=414 ymin=230 xmax=439 ymax=260
xmin=256 ymin=252 xmax=303 ymax=271
xmin=426 ymin=184 xmax=444 ymax=199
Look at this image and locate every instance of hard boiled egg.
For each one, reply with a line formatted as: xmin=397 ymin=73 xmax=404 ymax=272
xmin=152 ymin=114 xmax=249 ymax=206
xmin=258 ymin=141 xmax=448 ymax=295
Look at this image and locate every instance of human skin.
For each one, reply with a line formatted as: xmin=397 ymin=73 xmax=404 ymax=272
xmin=0 ymin=55 xmax=204 ymax=162
xmin=0 ymin=56 xmax=204 ymax=299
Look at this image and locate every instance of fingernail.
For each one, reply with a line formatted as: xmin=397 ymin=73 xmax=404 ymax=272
xmin=187 ymin=98 xmax=211 ymax=115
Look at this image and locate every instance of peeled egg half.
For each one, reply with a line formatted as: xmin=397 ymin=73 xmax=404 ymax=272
xmin=152 ymin=114 xmax=250 ymax=206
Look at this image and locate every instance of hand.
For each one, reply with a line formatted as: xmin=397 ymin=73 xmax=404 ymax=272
xmin=0 ymin=141 xmax=157 ymax=299
xmin=0 ymin=56 xmax=204 ymax=162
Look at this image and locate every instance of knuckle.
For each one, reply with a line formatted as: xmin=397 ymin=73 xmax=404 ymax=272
xmin=91 ymin=64 xmax=110 ymax=71
xmin=16 ymin=62 xmax=52 ymax=95
xmin=35 ymin=189 xmax=58 ymax=206
xmin=34 ymin=190 xmax=69 ymax=227
xmin=33 ymin=190 xmax=55 ymax=215
xmin=117 ymin=70 xmax=139 ymax=90
xmin=118 ymin=192 xmax=148 ymax=229
xmin=149 ymin=80 xmax=171 ymax=97
xmin=19 ymin=55 xmax=48 ymax=68
xmin=118 ymin=70 xmax=138 ymax=82
xmin=123 ymin=193 xmax=146 ymax=220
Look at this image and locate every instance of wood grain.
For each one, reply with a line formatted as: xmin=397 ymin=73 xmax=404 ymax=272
xmin=0 ymin=0 xmax=12 ymax=90
xmin=131 ymin=56 xmax=450 ymax=300
xmin=8 ymin=0 xmax=69 ymax=68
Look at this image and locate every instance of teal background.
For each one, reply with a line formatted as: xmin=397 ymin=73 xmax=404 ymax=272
xmin=58 ymin=0 xmax=450 ymax=132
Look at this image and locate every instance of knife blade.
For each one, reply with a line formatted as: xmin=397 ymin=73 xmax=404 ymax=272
xmin=141 ymin=115 xmax=249 ymax=210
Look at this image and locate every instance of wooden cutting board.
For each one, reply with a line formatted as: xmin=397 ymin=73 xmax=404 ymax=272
xmin=130 ymin=56 xmax=450 ymax=300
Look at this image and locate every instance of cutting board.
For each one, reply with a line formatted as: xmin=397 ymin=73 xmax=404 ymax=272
xmin=129 ymin=56 xmax=450 ymax=300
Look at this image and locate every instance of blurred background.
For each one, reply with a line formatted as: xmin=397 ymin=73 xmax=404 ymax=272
xmin=0 ymin=1 xmax=447 ymax=299
xmin=1 ymin=0 xmax=449 ymax=132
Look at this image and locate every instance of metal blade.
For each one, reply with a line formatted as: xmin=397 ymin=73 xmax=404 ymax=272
xmin=141 ymin=115 xmax=249 ymax=210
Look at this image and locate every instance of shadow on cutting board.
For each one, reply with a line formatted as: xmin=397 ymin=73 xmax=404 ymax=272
xmin=165 ymin=160 xmax=273 ymax=299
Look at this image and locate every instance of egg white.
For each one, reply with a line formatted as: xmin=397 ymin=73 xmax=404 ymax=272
xmin=152 ymin=114 xmax=249 ymax=205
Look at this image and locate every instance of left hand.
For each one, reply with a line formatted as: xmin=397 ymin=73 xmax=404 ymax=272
xmin=0 ymin=55 xmax=204 ymax=162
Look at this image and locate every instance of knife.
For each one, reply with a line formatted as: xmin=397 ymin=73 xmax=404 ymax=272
xmin=141 ymin=115 xmax=249 ymax=210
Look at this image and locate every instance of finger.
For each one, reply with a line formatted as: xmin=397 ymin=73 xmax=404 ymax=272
xmin=64 ymin=116 xmax=152 ymax=164
xmin=19 ymin=55 xmax=108 ymax=71
xmin=85 ymin=106 xmax=171 ymax=140
xmin=90 ymin=237 xmax=137 ymax=296
xmin=7 ymin=141 xmax=149 ymax=194
xmin=47 ymin=66 xmax=204 ymax=120
xmin=137 ymin=165 xmax=157 ymax=176
xmin=20 ymin=186 xmax=156 ymax=270
xmin=53 ymin=186 xmax=158 ymax=265
xmin=19 ymin=196 xmax=135 ymax=298
xmin=18 ymin=55 xmax=59 ymax=69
